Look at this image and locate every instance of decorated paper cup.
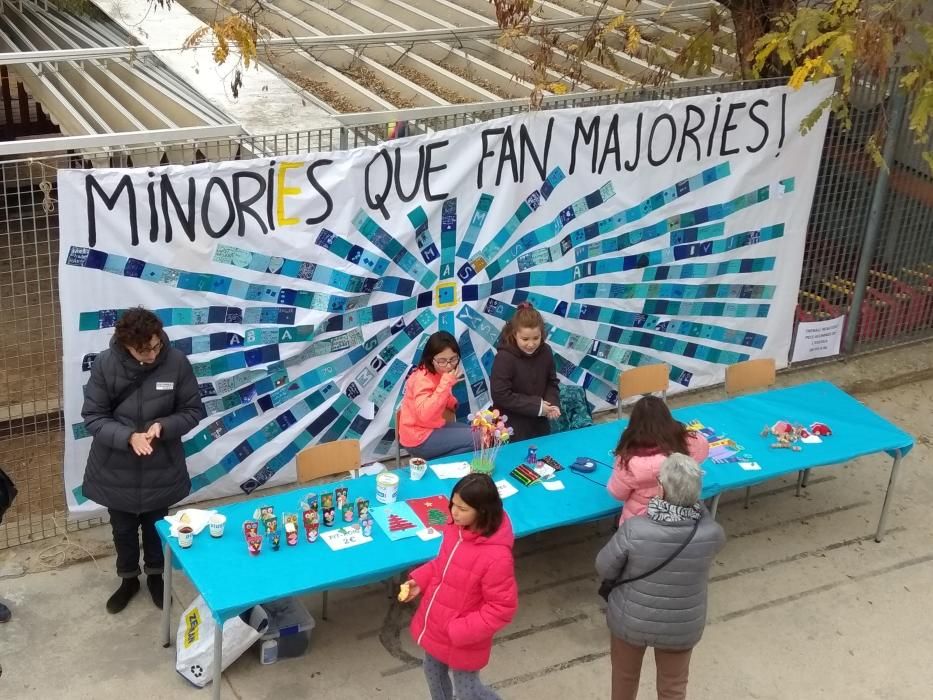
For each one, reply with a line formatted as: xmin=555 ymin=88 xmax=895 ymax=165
xmin=409 ymin=458 xmax=428 ymax=481
xmin=209 ymin=514 xmax=226 ymax=538
xmin=247 ymin=535 xmax=263 ymax=556
xmin=178 ymin=526 xmax=194 ymax=549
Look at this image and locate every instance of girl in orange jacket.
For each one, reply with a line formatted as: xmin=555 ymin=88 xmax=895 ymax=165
xmin=399 ymin=332 xmax=475 ymax=460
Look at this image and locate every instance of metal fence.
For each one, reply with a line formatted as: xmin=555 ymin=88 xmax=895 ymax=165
xmin=1 ymin=76 xmax=930 ymax=548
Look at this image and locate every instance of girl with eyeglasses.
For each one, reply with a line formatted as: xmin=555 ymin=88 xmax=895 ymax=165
xmin=399 ymin=331 xmax=475 ymax=460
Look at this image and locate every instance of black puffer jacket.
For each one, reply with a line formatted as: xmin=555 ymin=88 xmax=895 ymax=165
xmin=490 ymin=341 xmax=560 ymax=442
xmin=81 ymin=332 xmax=205 ymax=513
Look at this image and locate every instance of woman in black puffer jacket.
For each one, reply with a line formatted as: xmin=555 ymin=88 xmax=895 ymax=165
xmin=82 ymin=307 xmax=205 ymax=614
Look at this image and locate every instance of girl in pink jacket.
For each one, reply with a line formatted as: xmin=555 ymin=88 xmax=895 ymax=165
xmin=608 ymin=395 xmax=709 ymax=523
xmin=400 ymin=473 xmax=518 ymax=700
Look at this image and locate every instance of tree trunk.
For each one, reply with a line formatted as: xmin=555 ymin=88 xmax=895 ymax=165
xmin=722 ymin=0 xmax=796 ymax=78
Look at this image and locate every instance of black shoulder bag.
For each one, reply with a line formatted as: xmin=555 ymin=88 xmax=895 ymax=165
xmin=0 ymin=467 xmax=17 ymax=525
xmin=111 ymin=373 xmax=148 ymax=413
xmin=598 ymin=517 xmax=701 ymax=602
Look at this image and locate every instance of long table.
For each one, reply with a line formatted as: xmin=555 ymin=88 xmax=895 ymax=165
xmin=157 ymin=380 xmax=913 ymax=698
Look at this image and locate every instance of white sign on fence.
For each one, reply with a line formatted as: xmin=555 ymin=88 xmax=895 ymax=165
xmin=792 ymin=315 xmax=846 ymax=363
xmin=58 ymin=81 xmax=833 ymax=514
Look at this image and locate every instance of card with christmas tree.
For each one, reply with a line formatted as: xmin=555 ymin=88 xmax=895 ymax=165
xmin=371 ymin=502 xmax=422 ymax=542
xmin=406 ymin=495 xmax=452 ymax=529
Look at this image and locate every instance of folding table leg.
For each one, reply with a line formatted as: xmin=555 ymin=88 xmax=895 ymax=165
xmin=801 ymin=469 xmax=812 ymax=487
xmin=795 ymin=470 xmax=806 ymax=497
xmin=161 ymin=543 xmax=173 ymax=648
xmin=322 ymin=590 xmax=329 ymax=621
xmin=875 ymin=451 xmax=903 ymax=543
xmin=709 ymin=493 xmax=721 ymax=520
xmin=743 ymin=487 xmax=751 ymax=509
xmin=212 ymin=621 xmax=224 ymax=700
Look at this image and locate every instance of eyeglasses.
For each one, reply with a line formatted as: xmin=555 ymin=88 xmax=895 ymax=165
xmin=135 ymin=340 xmax=163 ymax=355
xmin=433 ymin=356 xmax=460 ymax=367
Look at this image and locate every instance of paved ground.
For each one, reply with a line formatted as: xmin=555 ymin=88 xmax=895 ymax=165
xmin=1 ymin=349 xmax=932 ymax=699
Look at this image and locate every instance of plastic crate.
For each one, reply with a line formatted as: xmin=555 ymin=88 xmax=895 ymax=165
xmin=258 ymin=597 xmax=315 ymax=664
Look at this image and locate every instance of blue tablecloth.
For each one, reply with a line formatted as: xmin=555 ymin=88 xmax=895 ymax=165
xmin=157 ymin=380 xmax=913 ymax=622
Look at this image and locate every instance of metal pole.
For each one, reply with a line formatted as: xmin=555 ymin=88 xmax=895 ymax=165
xmin=842 ymin=75 xmax=908 ymax=353
xmin=161 ymin=543 xmax=173 ymax=648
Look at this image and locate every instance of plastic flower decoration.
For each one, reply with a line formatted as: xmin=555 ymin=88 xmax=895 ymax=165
xmin=467 ymin=409 xmax=512 ymax=474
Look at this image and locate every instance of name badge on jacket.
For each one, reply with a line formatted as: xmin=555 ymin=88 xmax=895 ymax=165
xmin=156 ymin=382 xmax=174 ymax=391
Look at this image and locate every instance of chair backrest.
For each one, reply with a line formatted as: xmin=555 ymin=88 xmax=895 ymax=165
xmin=724 ymin=358 xmax=776 ymax=396
xmin=618 ymin=364 xmax=670 ymax=402
xmin=296 ymin=439 xmax=361 ymax=483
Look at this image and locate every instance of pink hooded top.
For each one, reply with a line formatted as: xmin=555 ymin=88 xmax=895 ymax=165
xmin=409 ymin=514 xmax=518 ymax=671
xmin=608 ymin=433 xmax=710 ymax=523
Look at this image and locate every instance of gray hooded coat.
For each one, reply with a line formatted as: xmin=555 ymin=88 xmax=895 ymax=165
xmin=595 ymin=508 xmax=725 ymax=650
xmin=81 ymin=332 xmax=205 ymax=513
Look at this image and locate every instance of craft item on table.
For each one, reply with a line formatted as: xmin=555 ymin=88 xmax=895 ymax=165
xmin=398 ymin=581 xmax=411 ymax=602
xmin=406 ymin=495 xmax=451 ymax=528
xmin=689 ymin=420 xmax=747 ymax=463
xmin=321 ymin=492 xmax=336 ymax=526
xmin=526 ymin=445 xmax=538 ymax=465
xmin=539 ymin=455 xmax=564 ymax=472
xmin=495 ymin=479 xmax=518 ymax=499
xmin=284 ymin=520 xmax=299 ymax=546
xmin=342 ymin=503 xmax=354 ymax=523
xmin=429 ymin=461 xmax=471 ymax=480
xmin=809 ymin=422 xmax=832 ymax=436
xmin=262 ymin=516 xmax=278 ymax=535
xmin=301 ymin=492 xmax=319 ymax=513
xmin=510 ymin=464 xmax=542 ymax=487
xmin=335 ymin=487 xmax=349 ymax=510
xmin=247 ymin=535 xmax=263 ymax=556
xmin=321 ymin=523 xmax=372 ymax=551
xmin=268 ymin=530 xmax=281 ymax=551
xmin=302 ymin=510 xmax=319 ymax=542
xmin=243 ymin=520 xmax=259 ymax=539
xmin=469 ymin=408 xmax=513 ymax=474
xmin=255 ymin=505 xmax=274 ymax=520
xmin=371 ymin=501 xmax=422 ymax=541
xmin=360 ymin=516 xmax=374 ymax=538
xmin=356 ymin=498 xmax=371 ymax=521
xmin=761 ymin=421 xmax=805 ymax=451
xmin=376 ymin=472 xmax=400 ymax=503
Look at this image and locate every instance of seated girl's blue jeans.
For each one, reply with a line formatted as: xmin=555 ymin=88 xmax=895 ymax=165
xmin=407 ymin=422 xmax=474 ymax=460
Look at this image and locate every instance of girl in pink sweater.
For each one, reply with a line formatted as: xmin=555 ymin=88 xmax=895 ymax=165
xmin=400 ymin=473 xmax=518 ymax=700
xmin=608 ymin=395 xmax=709 ymax=523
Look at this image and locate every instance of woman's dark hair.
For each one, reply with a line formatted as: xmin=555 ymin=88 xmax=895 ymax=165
xmin=498 ymin=302 xmax=546 ymax=348
xmin=451 ymin=473 xmax=503 ymax=537
xmin=114 ymin=307 xmax=163 ymax=350
xmin=614 ymin=395 xmax=689 ymax=468
xmin=417 ymin=331 xmax=461 ymax=374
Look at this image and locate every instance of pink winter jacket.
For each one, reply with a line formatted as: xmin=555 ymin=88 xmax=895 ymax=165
xmin=607 ymin=433 xmax=710 ymax=523
xmin=399 ymin=367 xmax=459 ymax=448
xmin=409 ymin=514 xmax=518 ymax=671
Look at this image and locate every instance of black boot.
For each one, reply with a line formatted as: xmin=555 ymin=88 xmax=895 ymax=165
xmin=147 ymin=574 xmax=164 ymax=609
xmin=106 ymin=577 xmax=140 ymax=614
xmin=0 ymin=602 xmax=10 ymax=623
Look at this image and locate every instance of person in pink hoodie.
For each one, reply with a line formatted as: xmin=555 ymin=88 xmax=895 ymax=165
xmin=399 ymin=331 xmax=475 ymax=459
xmin=608 ymin=395 xmax=709 ymax=523
xmin=400 ymin=473 xmax=518 ymax=700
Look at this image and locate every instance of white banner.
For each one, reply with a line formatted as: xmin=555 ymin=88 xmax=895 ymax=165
xmin=59 ymin=81 xmax=833 ymax=514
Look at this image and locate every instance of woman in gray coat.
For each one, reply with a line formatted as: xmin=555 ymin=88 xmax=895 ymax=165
xmin=596 ymin=453 xmax=725 ymax=700
xmin=82 ymin=307 xmax=205 ymax=614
